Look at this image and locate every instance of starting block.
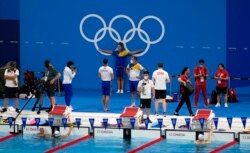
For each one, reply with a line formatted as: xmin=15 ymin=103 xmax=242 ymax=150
xmin=120 ymin=107 xmax=143 ymax=128
xmin=191 ymin=109 xmax=215 ymax=130
xmin=48 ymin=105 xmax=71 ymax=126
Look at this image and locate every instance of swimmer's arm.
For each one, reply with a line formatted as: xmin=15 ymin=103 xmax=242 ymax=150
xmin=66 ymin=125 xmax=74 ymax=136
xmin=206 ymin=128 xmax=213 ymax=142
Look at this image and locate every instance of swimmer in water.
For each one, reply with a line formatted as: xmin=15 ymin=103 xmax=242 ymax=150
xmin=36 ymin=124 xmax=73 ymax=139
xmin=195 ymin=124 xmax=213 ymax=144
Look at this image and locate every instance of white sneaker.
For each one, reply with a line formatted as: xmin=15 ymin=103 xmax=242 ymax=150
xmin=69 ymin=105 xmax=74 ymax=111
xmin=215 ymin=103 xmax=221 ymax=107
xmin=116 ymin=90 xmax=121 ymax=93
xmin=130 ymin=103 xmax=136 ymax=107
xmin=224 ymin=103 xmax=228 ymax=108
xmin=120 ymin=90 xmax=124 ymax=93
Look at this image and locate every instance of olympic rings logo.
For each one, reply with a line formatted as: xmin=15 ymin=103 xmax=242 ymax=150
xmin=79 ymin=14 xmax=165 ymax=56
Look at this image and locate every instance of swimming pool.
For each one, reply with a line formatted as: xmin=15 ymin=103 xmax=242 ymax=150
xmin=0 ymin=132 xmax=249 ymax=153
xmin=138 ymin=139 xmax=231 ymax=153
xmin=0 ymin=133 xmax=81 ymax=153
xmin=58 ymin=137 xmax=154 ymax=153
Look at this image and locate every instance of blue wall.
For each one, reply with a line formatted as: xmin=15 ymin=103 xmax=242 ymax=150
xmin=20 ymin=0 xmax=226 ymax=92
xmin=0 ymin=0 xmax=20 ymax=67
xmin=226 ymin=0 xmax=250 ymax=89
xmin=0 ymin=0 xmax=19 ymax=20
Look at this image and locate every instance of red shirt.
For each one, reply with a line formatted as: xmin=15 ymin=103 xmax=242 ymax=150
xmin=179 ymin=74 xmax=189 ymax=94
xmin=214 ymin=69 xmax=229 ymax=87
xmin=193 ymin=66 xmax=208 ymax=85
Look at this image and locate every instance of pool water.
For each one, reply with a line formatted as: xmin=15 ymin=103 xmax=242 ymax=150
xmin=0 ymin=133 xmax=250 ymax=153
xmin=0 ymin=134 xmax=81 ymax=153
xmin=139 ymin=139 xmax=250 ymax=153
xmin=59 ymin=137 xmax=154 ymax=153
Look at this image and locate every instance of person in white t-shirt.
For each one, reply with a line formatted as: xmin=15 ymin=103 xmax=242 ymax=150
xmin=98 ymin=58 xmax=114 ymax=112
xmin=137 ymin=71 xmax=155 ymax=123
xmin=63 ymin=61 xmax=77 ymax=107
xmin=126 ymin=56 xmax=146 ymax=107
xmin=1 ymin=61 xmax=19 ymax=113
xmin=152 ymin=63 xmax=170 ymax=117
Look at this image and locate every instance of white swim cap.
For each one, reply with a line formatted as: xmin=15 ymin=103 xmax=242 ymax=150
xmin=198 ymin=134 xmax=204 ymax=141
xmin=54 ymin=131 xmax=60 ymax=137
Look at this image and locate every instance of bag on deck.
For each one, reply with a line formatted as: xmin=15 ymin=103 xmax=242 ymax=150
xmin=227 ymin=88 xmax=239 ymax=103
xmin=210 ymin=90 xmax=217 ymax=104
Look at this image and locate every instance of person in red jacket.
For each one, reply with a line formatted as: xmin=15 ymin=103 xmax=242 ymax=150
xmin=174 ymin=67 xmax=194 ymax=116
xmin=214 ymin=64 xmax=230 ymax=108
xmin=193 ymin=59 xmax=209 ymax=108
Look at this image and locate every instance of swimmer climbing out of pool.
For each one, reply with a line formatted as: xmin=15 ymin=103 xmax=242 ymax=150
xmin=195 ymin=123 xmax=213 ymax=144
xmin=36 ymin=124 xmax=74 ymax=139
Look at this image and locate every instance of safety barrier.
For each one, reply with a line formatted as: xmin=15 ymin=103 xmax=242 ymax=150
xmin=0 ymin=116 xmax=249 ymax=143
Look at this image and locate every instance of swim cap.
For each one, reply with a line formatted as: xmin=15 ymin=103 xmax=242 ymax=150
xmin=198 ymin=134 xmax=204 ymax=141
xmin=54 ymin=131 xmax=60 ymax=137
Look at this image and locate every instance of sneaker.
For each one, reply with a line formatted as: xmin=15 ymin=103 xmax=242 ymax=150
xmin=116 ymin=90 xmax=121 ymax=93
xmin=154 ymin=112 xmax=159 ymax=116
xmin=173 ymin=112 xmax=179 ymax=116
xmin=120 ymin=90 xmax=124 ymax=93
xmin=1 ymin=108 xmax=7 ymax=113
xmin=224 ymin=103 xmax=228 ymax=108
xmin=215 ymin=103 xmax=221 ymax=107
xmin=46 ymin=106 xmax=53 ymax=112
xmin=69 ymin=105 xmax=74 ymax=111
xmin=16 ymin=108 xmax=20 ymax=113
xmin=163 ymin=112 xmax=167 ymax=117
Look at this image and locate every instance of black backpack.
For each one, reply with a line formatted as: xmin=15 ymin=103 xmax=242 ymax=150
xmin=210 ymin=90 xmax=217 ymax=104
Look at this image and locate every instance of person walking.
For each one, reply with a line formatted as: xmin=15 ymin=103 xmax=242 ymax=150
xmin=174 ymin=67 xmax=194 ymax=116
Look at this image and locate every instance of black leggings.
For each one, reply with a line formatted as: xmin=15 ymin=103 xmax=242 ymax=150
xmin=175 ymin=93 xmax=193 ymax=115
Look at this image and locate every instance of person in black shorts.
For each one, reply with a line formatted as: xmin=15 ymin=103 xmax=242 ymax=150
xmin=1 ymin=61 xmax=20 ymax=113
xmin=137 ymin=71 xmax=155 ymax=123
xmin=214 ymin=64 xmax=230 ymax=108
xmin=43 ymin=60 xmax=61 ymax=112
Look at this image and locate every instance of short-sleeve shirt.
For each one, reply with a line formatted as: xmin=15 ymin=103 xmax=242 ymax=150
xmin=179 ymin=74 xmax=189 ymax=94
xmin=113 ymin=50 xmax=129 ymax=68
xmin=127 ymin=63 xmax=144 ymax=81
xmin=152 ymin=69 xmax=170 ymax=90
xmin=46 ymin=67 xmax=59 ymax=82
xmin=98 ymin=66 xmax=114 ymax=81
xmin=193 ymin=66 xmax=209 ymax=85
xmin=214 ymin=69 xmax=229 ymax=87
xmin=4 ymin=69 xmax=19 ymax=87
xmin=138 ymin=79 xmax=154 ymax=99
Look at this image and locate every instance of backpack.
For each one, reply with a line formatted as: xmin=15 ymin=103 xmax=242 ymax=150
xmin=227 ymin=88 xmax=239 ymax=103
xmin=210 ymin=90 xmax=217 ymax=104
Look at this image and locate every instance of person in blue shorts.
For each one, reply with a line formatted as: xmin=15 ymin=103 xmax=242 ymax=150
xmin=126 ymin=56 xmax=146 ymax=107
xmin=98 ymin=58 xmax=114 ymax=112
xmin=99 ymin=42 xmax=143 ymax=94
